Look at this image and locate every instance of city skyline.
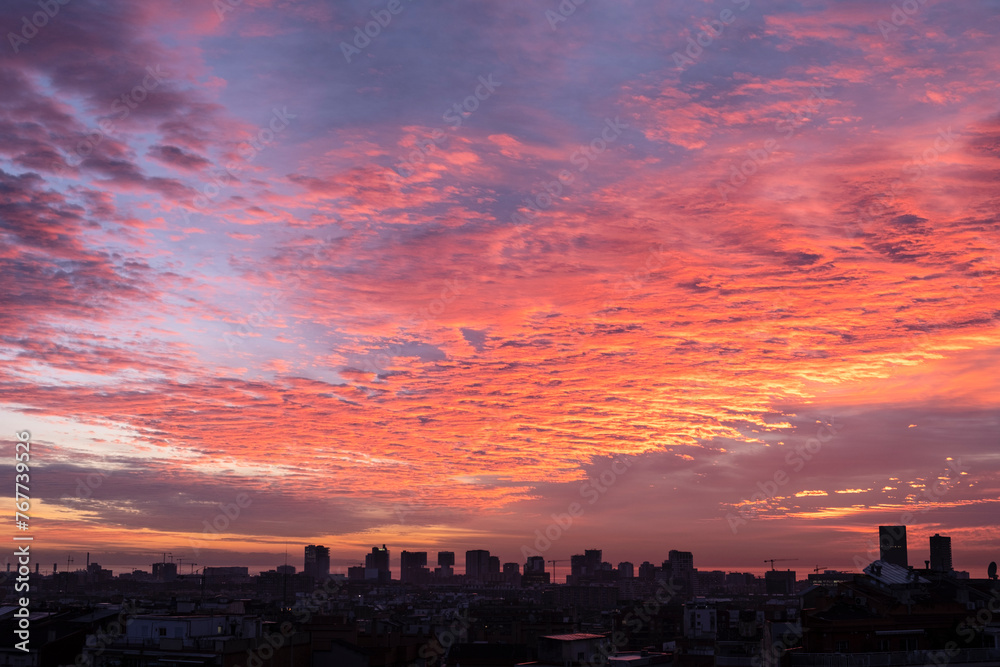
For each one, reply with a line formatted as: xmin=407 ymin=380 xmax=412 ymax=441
xmin=26 ymin=524 xmax=993 ymax=583
xmin=2 ymin=0 xmax=999 ymax=576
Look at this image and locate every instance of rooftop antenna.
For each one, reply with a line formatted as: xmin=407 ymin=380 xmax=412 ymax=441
xmin=547 ymin=559 xmax=570 ymax=584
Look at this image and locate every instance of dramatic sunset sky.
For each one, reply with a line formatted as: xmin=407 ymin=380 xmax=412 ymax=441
xmin=1 ymin=0 xmax=999 ymax=578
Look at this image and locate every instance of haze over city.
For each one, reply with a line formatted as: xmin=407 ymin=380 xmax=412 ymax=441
xmin=2 ymin=0 xmax=999 ymax=578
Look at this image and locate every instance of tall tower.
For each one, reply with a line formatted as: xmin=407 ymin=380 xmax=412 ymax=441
xmin=365 ymin=545 xmax=390 ymax=581
xmin=879 ymin=526 xmax=908 ymax=567
xmin=465 ymin=550 xmax=490 ymax=582
xmin=929 ymin=533 xmax=952 ymax=572
xmin=668 ymin=550 xmax=694 ymax=574
xmin=668 ymin=550 xmax=695 ymax=596
xmin=304 ymin=545 xmax=330 ymax=579
xmin=400 ymin=551 xmax=428 ymax=583
xmin=437 ymin=551 xmax=455 ymax=577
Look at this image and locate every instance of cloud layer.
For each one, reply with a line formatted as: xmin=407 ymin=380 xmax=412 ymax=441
xmin=1 ymin=0 xmax=998 ymax=575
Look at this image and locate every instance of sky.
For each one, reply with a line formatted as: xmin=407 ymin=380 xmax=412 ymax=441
xmin=1 ymin=0 xmax=999 ymax=580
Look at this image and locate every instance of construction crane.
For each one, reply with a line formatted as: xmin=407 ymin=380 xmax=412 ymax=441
xmin=813 ymin=565 xmax=828 ymax=573
xmin=66 ymin=555 xmax=74 ymax=573
xmin=547 ymin=559 xmax=570 ymax=583
xmin=764 ymin=558 xmax=799 ymax=571
xmin=176 ymin=558 xmax=198 ymax=575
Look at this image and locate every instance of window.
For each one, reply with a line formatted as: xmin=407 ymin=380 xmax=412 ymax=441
xmin=158 ymin=627 xmax=166 ymax=637
xmin=835 ymin=640 xmax=849 ymax=653
xmin=879 ymin=638 xmax=891 ymax=651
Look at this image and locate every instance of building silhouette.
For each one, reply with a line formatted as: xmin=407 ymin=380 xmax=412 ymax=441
xmin=436 ymin=551 xmax=455 ymax=577
xmin=668 ymin=550 xmax=694 ymax=574
xmin=304 ymin=544 xmax=330 ymax=580
xmin=523 ymin=556 xmax=550 ymax=585
xmin=151 ymin=562 xmax=177 ymax=582
xmin=879 ymin=525 xmax=908 ymax=567
xmin=929 ymin=533 xmax=952 ymax=572
xmin=668 ymin=549 xmax=695 ymax=596
xmin=465 ymin=549 xmax=491 ymax=582
xmin=764 ymin=569 xmax=796 ymax=595
xmin=365 ymin=545 xmax=390 ymax=583
xmin=400 ymin=550 xmax=428 ymax=583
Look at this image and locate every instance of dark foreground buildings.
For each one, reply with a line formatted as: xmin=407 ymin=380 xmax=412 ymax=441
xmin=1 ymin=529 xmax=997 ymax=666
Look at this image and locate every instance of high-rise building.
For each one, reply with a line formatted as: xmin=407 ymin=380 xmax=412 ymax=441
xmin=929 ymin=533 xmax=952 ymax=572
xmin=668 ymin=550 xmax=694 ymax=574
xmin=879 ymin=526 xmax=908 ymax=567
xmin=152 ymin=562 xmax=177 ymax=582
xmin=437 ymin=551 xmax=455 ymax=577
xmin=522 ymin=556 xmax=550 ymax=585
xmin=570 ymin=549 xmax=604 ymax=582
xmin=465 ymin=549 xmax=491 ymax=582
xmin=667 ymin=550 xmax=696 ymax=595
xmin=401 ymin=550 xmax=427 ymax=567
xmin=304 ymin=545 xmax=330 ymax=579
xmin=618 ymin=562 xmax=634 ymax=579
xmin=571 ymin=554 xmax=587 ymax=579
xmin=366 ymin=545 xmax=391 ymax=582
xmin=725 ymin=572 xmax=756 ymax=593
xmin=638 ymin=561 xmax=658 ymax=580
xmin=764 ymin=569 xmax=796 ymax=595
xmin=400 ymin=550 xmax=429 ymax=583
